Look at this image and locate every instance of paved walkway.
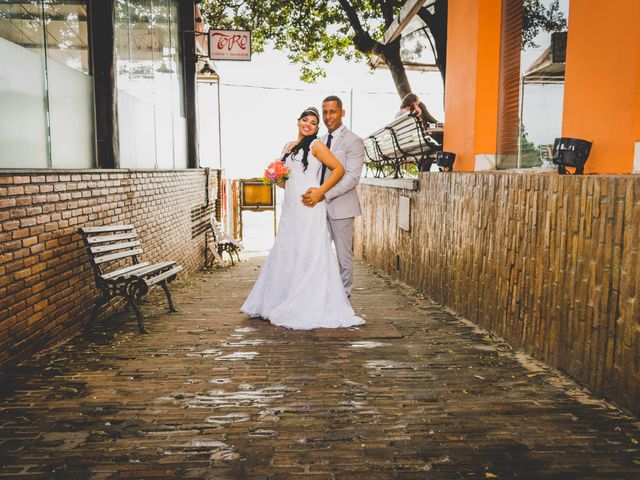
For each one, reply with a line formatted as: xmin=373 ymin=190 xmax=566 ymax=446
xmin=1 ymin=257 xmax=640 ymax=479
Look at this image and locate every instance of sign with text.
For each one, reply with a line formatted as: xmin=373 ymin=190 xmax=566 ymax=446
xmin=208 ymin=29 xmax=251 ymax=61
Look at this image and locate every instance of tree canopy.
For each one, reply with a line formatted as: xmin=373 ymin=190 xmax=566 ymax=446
xmin=201 ymin=0 xmax=567 ymax=124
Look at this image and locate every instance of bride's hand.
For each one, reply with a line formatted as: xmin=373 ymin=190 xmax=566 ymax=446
xmin=276 ymin=180 xmax=286 ymax=189
xmin=301 ymin=187 xmax=324 ymax=207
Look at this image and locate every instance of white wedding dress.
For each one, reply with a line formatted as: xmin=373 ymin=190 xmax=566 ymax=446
xmin=241 ymin=140 xmax=364 ymax=330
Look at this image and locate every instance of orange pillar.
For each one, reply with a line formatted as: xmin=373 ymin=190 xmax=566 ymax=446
xmin=444 ymin=0 xmax=502 ymax=171
xmin=562 ymin=0 xmax=640 ymax=173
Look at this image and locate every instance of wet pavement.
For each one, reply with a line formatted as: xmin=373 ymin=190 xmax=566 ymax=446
xmin=1 ymin=256 xmax=640 ymax=479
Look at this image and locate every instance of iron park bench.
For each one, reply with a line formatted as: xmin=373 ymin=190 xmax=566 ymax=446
xmin=365 ymin=113 xmax=443 ymax=178
xmin=78 ymin=225 xmax=183 ymax=333
xmin=205 ymin=216 xmax=243 ymax=267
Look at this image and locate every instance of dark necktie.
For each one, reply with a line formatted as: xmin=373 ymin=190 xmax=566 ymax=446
xmin=320 ymin=133 xmax=333 ymax=184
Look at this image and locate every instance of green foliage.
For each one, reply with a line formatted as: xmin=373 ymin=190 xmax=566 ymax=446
xmin=200 ymin=0 xmax=400 ymax=82
xmin=200 ymin=0 xmax=566 ymax=86
xmin=522 ymin=0 xmax=567 ymax=50
xmin=519 ymin=128 xmax=542 ymax=168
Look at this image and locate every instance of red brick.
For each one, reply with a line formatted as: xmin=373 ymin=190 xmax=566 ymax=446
xmin=10 ymin=208 xmax=27 ymax=218
xmin=3 ymin=220 xmax=20 ymax=231
xmin=12 ymin=228 xmax=29 ymax=240
xmin=14 ymin=268 xmax=32 ymax=280
xmin=20 ymin=217 xmax=37 ymax=228
xmin=0 ymin=197 xmax=16 ymax=209
xmin=11 ymin=176 xmax=31 ymax=184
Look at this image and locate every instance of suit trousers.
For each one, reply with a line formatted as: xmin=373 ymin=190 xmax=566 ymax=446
xmin=327 ymin=216 xmax=354 ymax=296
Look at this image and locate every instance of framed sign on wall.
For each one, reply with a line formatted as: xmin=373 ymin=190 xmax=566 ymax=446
xmin=208 ymin=29 xmax=251 ymax=61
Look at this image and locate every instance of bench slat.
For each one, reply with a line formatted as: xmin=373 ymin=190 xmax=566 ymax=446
xmin=80 ymin=225 xmax=134 ymax=234
xmin=143 ymin=265 xmax=183 ymax=287
xmin=90 ymin=241 xmax=142 ymax=254
xmin=122 ymin=261 xmax=176 ymax=280
xmin=86 ymin=233 xmax=138 ymax=244
xmin=93 ymin=248 xmax=143 ymax=265
xmin=101 ymin=262 xmax=150 ymax=281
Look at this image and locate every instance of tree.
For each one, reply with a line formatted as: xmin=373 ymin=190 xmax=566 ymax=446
xmin=201 ymin=0 xmax=439 ymax=124
xmin=200 ymin=0 xmax=567 ymax=125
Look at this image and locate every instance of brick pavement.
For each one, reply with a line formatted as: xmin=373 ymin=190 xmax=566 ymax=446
xmin=1 ymin=257 xmax=640 ymax=479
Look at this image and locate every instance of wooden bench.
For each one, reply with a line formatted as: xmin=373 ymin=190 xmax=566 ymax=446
xmin=205 ymin=216 xmax=243 ymax=267
xmin=365 ymin=113 xmax=443 ymax=178
xmin=78 ymin=225 xmax=183 ymax=333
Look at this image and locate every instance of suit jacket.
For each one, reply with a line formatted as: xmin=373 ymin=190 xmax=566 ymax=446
xmin=319 ymin=125 xmax=365 ymax=220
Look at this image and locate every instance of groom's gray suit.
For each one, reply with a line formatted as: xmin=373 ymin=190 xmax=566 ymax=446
xmin=319 ymin=124 xmax=365 ymax=296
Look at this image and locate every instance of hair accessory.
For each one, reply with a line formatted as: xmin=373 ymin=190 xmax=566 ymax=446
xmin=300 ymin=106 xmax=319 ymax=118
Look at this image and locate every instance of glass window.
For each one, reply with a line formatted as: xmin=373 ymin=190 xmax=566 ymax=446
xmin=115 ymin=0 xmax=187 ymax=169
xmin=497 ymin=0 xmax=569 ymax=169
xmin=0 ymin=1 xmax=49 ymax=168
xmin=0 ymin=0 xmax=94 ymax=169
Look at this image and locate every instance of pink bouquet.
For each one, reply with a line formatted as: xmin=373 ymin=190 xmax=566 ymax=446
xmin=262 ymin=161 xmax=290 ymax=186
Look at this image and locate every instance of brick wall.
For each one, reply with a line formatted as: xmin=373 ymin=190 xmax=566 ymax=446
xmin=0 ymin=169 xmax=218 ymax=368
xmin=354 ymin=172 xmax=640 ymax=415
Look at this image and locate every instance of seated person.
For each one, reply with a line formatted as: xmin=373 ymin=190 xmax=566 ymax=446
xmin=395 ymin=92 xmax=422 ymax=119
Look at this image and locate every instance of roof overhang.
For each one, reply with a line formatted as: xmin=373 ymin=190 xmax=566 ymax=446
xmin=369 ymin=0 xmax=436 ymax=70
xmin=523 ymin=46 xmax=565 ymax=85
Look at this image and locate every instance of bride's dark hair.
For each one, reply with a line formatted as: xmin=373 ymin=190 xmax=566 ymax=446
xmin=282 ymin=107 xmax=319 ymax=171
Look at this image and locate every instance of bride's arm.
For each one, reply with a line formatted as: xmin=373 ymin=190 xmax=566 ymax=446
xmin=313 ymin=140 xmax=345 ymax=194
xmin=301 ymin=141 xmax=344 ymax=206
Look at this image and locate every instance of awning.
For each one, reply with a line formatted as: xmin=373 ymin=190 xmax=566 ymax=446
xmin=522 ymin=32 xmax=567 ymax=85
xmin=523 ymin=47 xmax=565 ymax=84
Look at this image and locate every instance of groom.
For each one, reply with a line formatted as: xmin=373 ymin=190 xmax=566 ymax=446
xmin=302 ymin=95 xmax=365 ymax=297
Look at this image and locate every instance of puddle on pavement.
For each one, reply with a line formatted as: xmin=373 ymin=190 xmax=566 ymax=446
xmin=210 ymin=378 xmax=231 ymax=384
xmin=187 ymin=385 xmax=293 ymax=409
xmin=365 ymin=360 xmax=418 ymax=371
xmin=205 ymin=412 xmax=251 ymax=424
xmin=162 ymin=440 xmax=241 ymax=461
xmin=350 ymin=341 xmax=390 ymax=348
xmin=234 ymin=327 xmax=257 ymax=333
xmin=249 ymin=429 xmax=277 ymax=437
xmin=186 ymin=349 xmax=221 ymax=357
xmin=225 ymin=339 xmax=273 ymax=347
xmin=215 ymin=351 xmax=259 ymax=361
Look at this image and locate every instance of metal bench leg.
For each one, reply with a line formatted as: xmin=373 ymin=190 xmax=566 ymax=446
xmin=127 ymin=297 xmax=148 ymax=334
xmin=235 ymin=247 xmax=241 ymax=263
xmin=160 ymin=281 xmax=177 ymax=313
xmin=87 ymin=294 xmax=107 ymax=330
xmin=227 ymin=249 xmax=235 ymax=266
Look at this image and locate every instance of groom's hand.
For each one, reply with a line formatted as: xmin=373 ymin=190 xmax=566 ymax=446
xmin=301 ymin=187 xmax=324 ymax=207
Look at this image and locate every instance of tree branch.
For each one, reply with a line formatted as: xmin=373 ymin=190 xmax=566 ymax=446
xmin=336 ymin=0 xmax=385 ymax=55
xmin=379 ymin=0 xmax=395 ymax=28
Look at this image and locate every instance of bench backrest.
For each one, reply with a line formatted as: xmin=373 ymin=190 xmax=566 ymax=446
xmin=389 ymin=114 xmax=425 ymax=156
xmin=364 ymin=137 xmax=381 ymax=162
xmin=78 ymin=225 xmax=143 ymax=281
xmin=371 ymin=127 xmax=399 ymax=159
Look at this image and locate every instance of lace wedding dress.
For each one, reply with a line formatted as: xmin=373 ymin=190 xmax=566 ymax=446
xmin=241 ymin=140 xmax=364 ymax=330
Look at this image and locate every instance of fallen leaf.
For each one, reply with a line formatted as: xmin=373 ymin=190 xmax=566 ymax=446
xmin=484 ymin=473 xmax=498 ymax=479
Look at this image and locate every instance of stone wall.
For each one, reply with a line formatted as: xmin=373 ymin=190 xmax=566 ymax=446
xmin=0 ymin=169 xmax=218 ymax=368
xmin=354 ymin=172 xmax=640 ymax=415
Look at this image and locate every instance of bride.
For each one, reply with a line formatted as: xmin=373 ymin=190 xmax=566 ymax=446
xmin=241 ymin=107 xmax=364 ymax=330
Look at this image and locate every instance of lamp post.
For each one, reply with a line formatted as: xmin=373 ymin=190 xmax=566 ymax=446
xmin=197 ymin=62 xmax=222 ymax=170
